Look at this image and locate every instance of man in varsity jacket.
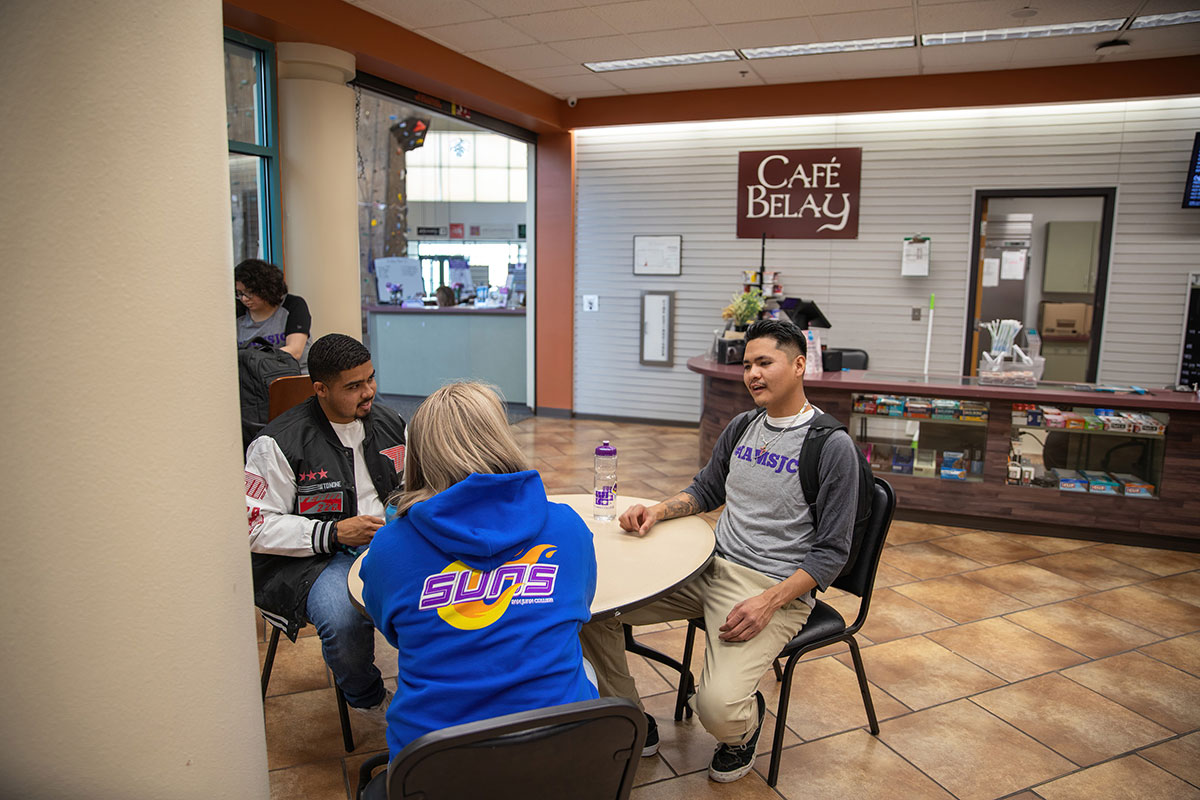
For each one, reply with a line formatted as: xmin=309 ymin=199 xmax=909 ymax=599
xmin=245 ymin=333 xmax=407 ymax=720
xmin=580 ymin=318 xmax=859 ymax=783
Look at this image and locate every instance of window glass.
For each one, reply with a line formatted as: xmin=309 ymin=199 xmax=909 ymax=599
xmin=224 ymin=32 xmax=278 ymax=263
xmin=224 ymin=41 xmax=261 ymax=145
xmin=229 ymin=153 xmax=264 ymax=261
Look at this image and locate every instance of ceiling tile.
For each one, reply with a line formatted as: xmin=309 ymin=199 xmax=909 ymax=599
xmin=505 ymin=8 xmax=620 ymax=41
xmin=598 ymin=59 xmax=765 ymax=91
xmin=471 ymin=0 xmax=583 ymax=14
xmin=688 ymin=0 xmax=817 ymax=25
xmin=352 ymin=0 xmax=493 ymax=29
xmin=918 ymin=38 xmax=1016 ymax=69
xmin=806 ymin=0 xmax=911 ymax=12
xmin=811 ymin=7 xmax=916 ymax=39
xmin=917 ymin=0 xmax=1142 ymax=34
xmin=417 ymin=18 xmax=536 ymax=51
xmin=742 ymin=54 xmax=842 ymax=83
xmin=524 ymin=72 xmax=626 ymax=96
xmin=465 ymin=42 xmax=578 ymax=69
xmin=546 ymin=34 xmax=646 ymax=61
xmin=1007 ymin=30 xmax=1129 ymax=60
xmin=590 ymin=0 xmax=711 ymax=33
xmin=749 ymin=46 xmax=920 ymax=82
xmin=717 ymin=18 xmax=821 ymax=49
xmin=1104 ymin=23 xmax=1200 ymax=57
xmin=511 ymin=63 xmax=597 ymax=79
xmin=1140 ymin=0 xmax=1200 ymax=11
xmin=627 ymin=26 xmax=733 ymax=55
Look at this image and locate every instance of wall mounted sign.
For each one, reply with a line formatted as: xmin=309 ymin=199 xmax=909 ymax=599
xmin=633 ymin=235 xmax=682 ymax=276
xmin=736 ymin=148 xmax=862 ymax=239
xmin=640 ymin=291 xmax=675 ymax=367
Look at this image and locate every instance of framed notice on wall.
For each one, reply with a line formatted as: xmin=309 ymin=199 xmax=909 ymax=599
xmin=640 ymin=291 xmax=675 ymax=367
xmin=633 ymin=235 xmax=682 ymax=276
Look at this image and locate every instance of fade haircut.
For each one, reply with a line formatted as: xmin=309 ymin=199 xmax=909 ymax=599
xmin=234 ymin=258 xmax=288 ymax=306
xmin=745 ymin=318 xmax=807 ymax=358
xmin=308 ymin=334 xmax=372 ymax=386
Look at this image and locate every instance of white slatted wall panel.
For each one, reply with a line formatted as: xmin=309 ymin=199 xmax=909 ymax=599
xmin=573 ymin=98 xmax=1200 ymax=421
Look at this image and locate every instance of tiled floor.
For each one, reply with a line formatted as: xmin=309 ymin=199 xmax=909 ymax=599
xmin=260 ymin=415 xmax=1200 ymax=799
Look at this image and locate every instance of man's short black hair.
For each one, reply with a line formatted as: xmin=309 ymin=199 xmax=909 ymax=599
xmin=308 ymin=334 xmax=372 ymax=385
xmin=745 ymin=318 xmax=807 ymax=358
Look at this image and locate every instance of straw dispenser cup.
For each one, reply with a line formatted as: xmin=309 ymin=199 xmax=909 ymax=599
xmin=593 ymin=441 xmax=618 ymax=521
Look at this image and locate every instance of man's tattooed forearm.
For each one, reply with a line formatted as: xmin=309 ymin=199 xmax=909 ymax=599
xmin=660 ymin=493 xmax=700 ymax=520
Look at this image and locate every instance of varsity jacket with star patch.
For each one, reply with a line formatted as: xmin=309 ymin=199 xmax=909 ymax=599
xmin=245 ymin=395 xmax=406 ymax=638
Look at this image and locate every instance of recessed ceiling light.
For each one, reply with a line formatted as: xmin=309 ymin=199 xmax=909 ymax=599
xmin=1131 ymin=10 xmax=1200 ymax=28
xmin=583 ymin=51 xmax=740 ymax=72
xmin=741 ymin=36 xmax=915 ymax=59
xmin=1010 ymin=6 xmax=1039 ymax=19
xmin=922 ymin=19 xmax=1125 ymax=45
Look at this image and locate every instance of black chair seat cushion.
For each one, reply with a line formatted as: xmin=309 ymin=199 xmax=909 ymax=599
xmin=783 ymin=599 xmax=847 ymax=652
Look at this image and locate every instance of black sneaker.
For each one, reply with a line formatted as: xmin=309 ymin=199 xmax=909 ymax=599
xmin=708 ymin=692 xmax=765 ymax=783
xmin=642 ymin=712 xmax=660 ymax=757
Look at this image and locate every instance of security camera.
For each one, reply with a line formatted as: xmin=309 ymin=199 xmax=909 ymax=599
xmin=567 ymin=96 xmax=578 ymax=108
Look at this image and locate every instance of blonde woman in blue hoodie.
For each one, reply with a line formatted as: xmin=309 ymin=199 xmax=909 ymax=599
xmin=360 ymin=381 xmax=598 ymax=758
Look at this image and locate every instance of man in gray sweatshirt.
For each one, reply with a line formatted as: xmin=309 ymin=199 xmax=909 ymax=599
xmin=580 ymin=318 xmax=860 ymax=783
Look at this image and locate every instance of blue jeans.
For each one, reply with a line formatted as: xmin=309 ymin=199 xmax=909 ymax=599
xmin=305 ymin=551 xmax=385 ymax=708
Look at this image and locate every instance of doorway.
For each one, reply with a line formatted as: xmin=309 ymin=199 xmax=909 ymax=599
xmin=963 ymin=188 xmax=1117 ymax=382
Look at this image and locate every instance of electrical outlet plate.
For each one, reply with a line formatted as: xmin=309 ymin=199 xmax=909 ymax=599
xmin=912 ymin=307 xmax=922 ymax=321
xmin=583 ymin=294 xmax=599 ymax=312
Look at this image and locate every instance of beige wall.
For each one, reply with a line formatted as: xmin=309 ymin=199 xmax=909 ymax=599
xmin=0 ymin=1 xmax=268 ymax=797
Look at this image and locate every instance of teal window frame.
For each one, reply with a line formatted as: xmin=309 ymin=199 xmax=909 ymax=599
xmin=225 ymin=28 xmax=283 ymax=265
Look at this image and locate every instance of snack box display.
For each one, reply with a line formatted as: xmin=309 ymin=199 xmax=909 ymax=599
xmin=932 ymin=398 xmax=959 ymax=420
xmin=1044 ymin=412 xmax=1066 ymax=428
xmin=913 ymin=449 xmax=938 ymax=478
xmin=869 ymin=443 xmax=892 ymax=473
xmin=891 ymin=448 xmax=914 ymax=474
xmin=1111 ymin=472 xmax=1155 ymax=498
xmin=1079 ymin=470 xmax=1119 ymax=494
xmin=1120 ymin=412 xmax=1165 ymax=434
xmin=904 ymin=397 xmax=932 ymax=418
xmin=1026 ymin=407 xmax=1043 ymax=426
xmin=1096 ymin=413 xmax=1131 ymax=432
xmin=940 ymin=450 xmax=968 ymax=480
xmin=1063 ymin=412 xmax=1086 ymax=430
xmin=876 ymin=396 xmax=904 ymax=416
xmin=1051 ymin=468 xmax=1088 ymax=492
xmin=853 ymin=395 xmax=877 ymax=414
xmin=1081 ymin=415 xmax=1105 ymax=431
xmin=959 ymin=401 xmax=989 ymax=422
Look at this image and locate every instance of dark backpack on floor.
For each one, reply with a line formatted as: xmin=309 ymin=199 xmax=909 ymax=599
xmin=238 ymin=336 xmax=301 ymax=449
xmin=731 ymin=408 xmax=874 ymax=578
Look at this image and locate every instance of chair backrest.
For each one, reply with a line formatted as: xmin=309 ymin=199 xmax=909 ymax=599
xmin=387 ymin=697 xmax=645 ymax=800
xmin=830 ymin=477 xmax=895 ymax=617
xmin=268 ymin=375 xmax=315 ymax=421
xmin=837 ymin=348 xmax=869 ymax=370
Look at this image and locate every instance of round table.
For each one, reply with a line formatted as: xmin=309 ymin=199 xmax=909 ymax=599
xmin=346 ymin=494 xmax=715 ymax=622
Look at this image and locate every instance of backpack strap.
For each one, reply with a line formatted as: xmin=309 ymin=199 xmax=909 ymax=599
xmin=798 ymin=412 xmax=848 ymax=519
xmin=730 ymin=407 xmax=765 ymax=451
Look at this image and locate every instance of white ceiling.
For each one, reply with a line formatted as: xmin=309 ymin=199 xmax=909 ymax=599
xmin=345 ymin=0 xmax=1200 ymax=100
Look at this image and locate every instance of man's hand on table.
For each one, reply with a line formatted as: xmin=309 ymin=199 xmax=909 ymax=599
xmin=334 ymin=515 xmax=385 ymax=547
xmin=618 ymin=504 xmax=661 ymax=536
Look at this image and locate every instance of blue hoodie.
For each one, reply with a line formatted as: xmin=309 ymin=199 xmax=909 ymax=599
xmin=360 ymin=470 xmax=598 ymax=757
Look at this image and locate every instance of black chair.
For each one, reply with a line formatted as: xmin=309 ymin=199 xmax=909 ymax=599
xmin=355 ymin=697 xmax=645 ymax=800
xmin=260 ymin=622 xmax=354 ymax=751
xmin=826 ymin=347 xmax=869 ymax=370
xmin=672 ymin=476 xmax=896 ymax=787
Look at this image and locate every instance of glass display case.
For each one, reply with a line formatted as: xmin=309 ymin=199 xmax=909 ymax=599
xmin=851 ymin=394 xmax=989 ymax=482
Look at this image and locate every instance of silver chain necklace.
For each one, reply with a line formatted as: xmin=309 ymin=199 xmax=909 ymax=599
xmin=759 ymin=402 xmax=811 ymax=455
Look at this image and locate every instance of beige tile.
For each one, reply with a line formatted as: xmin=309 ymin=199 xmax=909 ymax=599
xmin=1005 ymin=600 xmax=1160 ymax=659
xmin=963 ymin=562 xmax=1091 ymax=606
xmin=1140 ymin=632 xmax=1200 ymax=676
xmin=838 ymin=636 xmax=1003 ymax=710
xmin=630 ymin=769 xmax=779 ymax=799
xmin=931 ymin=531 xmax=1046 ymax=565
xmin=927 ymin=617 xmax=1086 ymax=682
xmin=879 ymin=699 xmax=1073 ymax=800
xmin=1026 ymin=550 xmax=1156 ymax=590
xmin=1064 ymin=651 xmax=1200 ymax=734
xmin=871 ymin=561 xmax=919 ymax=589
xmin=780 ymin=655 xmax=910 ymax=741
xmin=829 ymin=588 xmax=955 ymax=643
xmin=884 ymin=519 xmax=952 ymax=546
xmin=893 ymin=573 xmax=1029 ymax=623
xmin=1141 ymin=571 xmax=1200 ymax=607
xmin=372 ymin=629 xmax=397 ymax=680
xmin=881 ymin=541 xmax=984 ymax=579
xmin=260 ymin=632 xmax=334 ymax=697
xmin=1035 ymin=754 xmax=1200 ymax=800
xmin=1089 ymin=543 xmax=1200 ymax=576
xmin=999 ymin=533 xmax=1097 ymax=553
xmin=1076 ymin=584 xmax=1200 ymax=637
xmin=972 ymin=673 xmax=1172 ymax=766
xmin=268 ymin=758 xmax=348 ymax=800
xmin=771 ymin=728 xmax=954 ymax=799
xmin=1139 ymin=731 xmax=1200 ymax=786
xmin=265 ymin=688 xmax=383 ymax=770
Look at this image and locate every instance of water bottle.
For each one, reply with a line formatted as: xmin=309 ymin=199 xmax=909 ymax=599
xmin=593 ymin=440 xmax=618 ymax=521
xmin=1025 ymin=329 xmax=1041 ymax=360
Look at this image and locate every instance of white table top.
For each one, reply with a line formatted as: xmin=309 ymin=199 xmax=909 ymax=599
xmin=347 ymin=494 xmax=715 ymax=621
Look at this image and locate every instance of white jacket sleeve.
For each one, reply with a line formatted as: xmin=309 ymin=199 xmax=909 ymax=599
xmin=244 ymin=435 xmax=337 ymax=556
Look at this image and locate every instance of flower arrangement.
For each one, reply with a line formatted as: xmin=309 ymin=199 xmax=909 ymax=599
xmin=385 ymin=282 xmax=402 ymax=303
xmin=722 ymin=286 xmax=764 ymax=327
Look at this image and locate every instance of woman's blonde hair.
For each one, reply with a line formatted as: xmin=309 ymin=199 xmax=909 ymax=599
xmin=390 ymin=381 xmax=528 ymax=516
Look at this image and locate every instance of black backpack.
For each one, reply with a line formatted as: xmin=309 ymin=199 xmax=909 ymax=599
xmin=238 ymin=336 xmax=301 ymax=449
xmin=731 ymin=408 xmax=874 ymax=579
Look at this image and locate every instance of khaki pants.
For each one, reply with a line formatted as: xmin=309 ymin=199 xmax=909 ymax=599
xmin=580 ymin=556 xmax=812 ymax=746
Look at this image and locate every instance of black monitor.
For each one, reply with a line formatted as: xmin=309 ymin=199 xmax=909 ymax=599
xmin=779 ymin=297 xmax=831 ymax=330
xmin=1183 ymin=132 xmax=1200 ymax=209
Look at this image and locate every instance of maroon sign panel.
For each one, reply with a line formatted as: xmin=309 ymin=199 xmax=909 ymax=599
xmin=737 ymin=148 xmax=862 ymax=239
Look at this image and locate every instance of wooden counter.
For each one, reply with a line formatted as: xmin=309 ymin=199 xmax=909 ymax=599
xmin=687 ymin=356 xmax=1200 ymax=549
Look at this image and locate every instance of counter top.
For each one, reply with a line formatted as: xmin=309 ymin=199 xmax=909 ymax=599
xmin=686 ymin=355 xmax=1200 ymax=412
xmin=365 ymin=304 xmax=525 ymax=316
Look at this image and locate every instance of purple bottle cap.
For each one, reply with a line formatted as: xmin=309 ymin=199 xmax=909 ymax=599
xmin=595 ymin=440 xmax=616 ymax=456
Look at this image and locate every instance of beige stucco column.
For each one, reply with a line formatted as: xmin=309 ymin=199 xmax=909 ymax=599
xmin=0 ymin=2 xmax=268 ymax=797
xmin=277 ymin=43 xmax=362 ymax=338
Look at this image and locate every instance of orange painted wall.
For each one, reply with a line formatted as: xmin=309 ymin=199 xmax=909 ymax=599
xmin=534 ymin=133 xmax=575 ymax=411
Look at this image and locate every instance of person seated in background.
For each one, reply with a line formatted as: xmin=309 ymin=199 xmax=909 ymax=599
xmin=235 ymin=258 xmax=312 ymax=372
xmin=245 ymin=333 xmax=407 ymax=723
xmin=360 ymin=381 xmax=598 ymax=758
xmin=434 ymin=285 xmax=456 ymax=307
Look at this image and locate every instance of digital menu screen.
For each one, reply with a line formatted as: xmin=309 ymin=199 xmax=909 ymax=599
xmin=1184 ymin=132 xmax=1200 ymax=209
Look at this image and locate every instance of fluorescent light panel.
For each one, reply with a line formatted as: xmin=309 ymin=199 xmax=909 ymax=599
xmin=584 ymin=50 xmax=739 ymax=72
xmin=1131 ymin=10 xmax=1200 ymax=28
xmin=922 ymin=19 xmax=1125 ymax=45
xmin=742 ymin=35 xmax=915 ymax=59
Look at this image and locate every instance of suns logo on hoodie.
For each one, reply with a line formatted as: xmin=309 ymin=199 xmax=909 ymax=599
xmin=418 ymin=544 xmax=558 ymax=630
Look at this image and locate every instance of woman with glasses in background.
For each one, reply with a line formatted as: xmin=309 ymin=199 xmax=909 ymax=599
xmin=234 ymin=258 xmax=312 ymax=373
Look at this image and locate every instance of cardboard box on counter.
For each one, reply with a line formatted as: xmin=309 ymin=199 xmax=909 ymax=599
xmin=1041 ymin=302 xmax=1093 ymax=336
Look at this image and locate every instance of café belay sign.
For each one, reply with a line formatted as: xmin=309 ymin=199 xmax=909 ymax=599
xmin=737 ymin=148 xmax=862 ymax=239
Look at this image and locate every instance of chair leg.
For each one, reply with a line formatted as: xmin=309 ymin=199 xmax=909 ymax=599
xmin=674 ymin=622 xmax=698 ymax=722
xmin=772 ymin=657 xmax=783 ymax=682
xmin=335 ymin=684 xmax=355 ymax=752
xmin=767 ymin=653 xmax=803 ymax=788
xmin=261 ymin=626 xmax=281 ymax=701
xmin=846 ymin=637 xmax=879 ymax=735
